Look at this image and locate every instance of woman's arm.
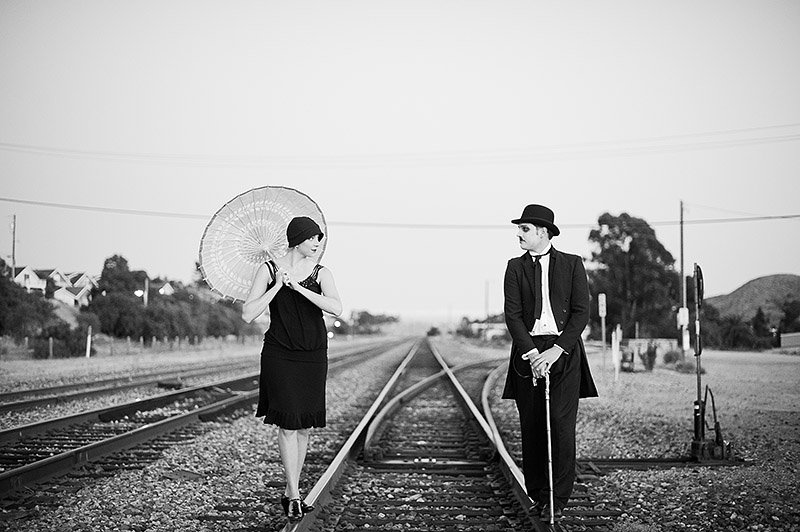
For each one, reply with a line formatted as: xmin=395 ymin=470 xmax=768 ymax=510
xmin=287 ymin=267 xmax=342 ymax=316
xmin=241 ymin=263 xmax=283 ymax=323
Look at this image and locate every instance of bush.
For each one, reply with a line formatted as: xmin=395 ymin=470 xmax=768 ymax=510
xmin=32 ymin=321 xmax=93 ymax=358
xmin=675 ymin=359 xmax=706 ymax=374
xmin=426 ymin=327 xmax=440 ymax=336
xmin=663 ymin=349 xmax=681 ymax=364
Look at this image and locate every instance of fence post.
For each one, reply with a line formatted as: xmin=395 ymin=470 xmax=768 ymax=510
xmin=85 ymin=325 xmax=92 ymax=358
xmin=48 ymin=337 xmax=53 ymax=359
xmin=127 ymin=336 xmax=131 ymax=354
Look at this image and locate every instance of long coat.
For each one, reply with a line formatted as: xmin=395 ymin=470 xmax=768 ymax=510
xmin=502 ymin=247 xmax=598 ymax=399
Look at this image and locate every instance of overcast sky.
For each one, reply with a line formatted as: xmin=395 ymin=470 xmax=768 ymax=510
xmin=1 ymin=1 xmax=799 ymax=324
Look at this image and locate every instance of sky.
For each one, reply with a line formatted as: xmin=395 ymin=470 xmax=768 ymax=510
xmin=1 ymin=1 xmax=799 ymax=326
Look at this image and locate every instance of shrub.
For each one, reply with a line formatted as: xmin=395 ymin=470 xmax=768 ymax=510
xmin=663 ymin=349 xmax=681 ymax=364
xmin=675 ymin=359 xmax=706 ymax=374
xmin=32 ymin=321 xmax=94 ymax=359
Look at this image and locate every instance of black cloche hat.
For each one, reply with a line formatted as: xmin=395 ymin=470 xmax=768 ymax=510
xmin=511 ymin=204 xmax=560 ymax=236
xmin=286 ymin=216 xmax=324 ymax=248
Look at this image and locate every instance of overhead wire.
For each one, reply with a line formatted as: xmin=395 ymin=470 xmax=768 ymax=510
xmin=1 ymin=196 xmax=798 ymax=229
xmin=1 ymin=123 xmax=799 ymax=167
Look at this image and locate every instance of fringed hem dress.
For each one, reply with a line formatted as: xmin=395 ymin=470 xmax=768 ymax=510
xmin=256 ymin=261 xmax=328 ymax=430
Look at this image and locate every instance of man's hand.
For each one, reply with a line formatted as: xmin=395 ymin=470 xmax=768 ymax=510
xmin=528 ymin=346 xmax=563 ymax=378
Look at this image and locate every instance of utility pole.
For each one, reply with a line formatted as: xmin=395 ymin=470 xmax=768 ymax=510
xmin=11 ymin=214 xmax=16 ymax=278
xmin=484 ymin=280 xmax=489 ymax=320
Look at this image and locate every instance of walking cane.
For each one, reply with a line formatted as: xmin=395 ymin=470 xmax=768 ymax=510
xmin=544 ymin=369 xmax=555 ymax=526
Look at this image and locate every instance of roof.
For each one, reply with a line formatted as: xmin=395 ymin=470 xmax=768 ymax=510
xmin=57 ymin=286 xmax=91 ymax=297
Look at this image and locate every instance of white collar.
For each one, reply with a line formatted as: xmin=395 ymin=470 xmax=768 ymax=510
xmin=529 ymin=243 xmax=552 ymax=258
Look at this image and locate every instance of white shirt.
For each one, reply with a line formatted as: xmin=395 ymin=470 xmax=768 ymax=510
xmin=529 ymin=244 xmax=562 ymax=337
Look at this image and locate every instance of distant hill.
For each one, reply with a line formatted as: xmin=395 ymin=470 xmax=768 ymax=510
xmin=706 ymin=274 xmax=800 ymax=325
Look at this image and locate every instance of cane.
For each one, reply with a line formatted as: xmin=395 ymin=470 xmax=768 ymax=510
xmin=544 ymin=369 xmax=555 ymax=526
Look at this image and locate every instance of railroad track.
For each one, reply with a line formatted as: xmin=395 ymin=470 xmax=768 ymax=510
xmin=0 ymin=340 xmax=394 ymax=415
xmin=270 ymin=338 xmax=630 ymax=532
xmin=0 ymin=338 xmax=410 ymax=500
xmin=270 ymin=339 xmax=532 ymax=532
xmin=0 ymin=359 xmax=257 ymax=414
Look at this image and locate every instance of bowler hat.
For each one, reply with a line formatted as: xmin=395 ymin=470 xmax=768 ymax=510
xmin=511 ymin=204 xmax=560 ymax=236
xmin=287 ymin=216 xmax=324 ymax=248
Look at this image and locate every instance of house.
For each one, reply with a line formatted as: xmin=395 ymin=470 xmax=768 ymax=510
xmin=157 ymin=281 xmax=175 ymax=296
xmin=53 ymin=285 xmax=92 ymax=308
xmin=34 ymin=268 xmax=72 ymax=289
xmin=68 ymin=272 xmax=99 ymax=291
xmin=13 ymin=266 xmax=47 ymax=292
xmin=12 ymin=267 xmax=97 ymax=305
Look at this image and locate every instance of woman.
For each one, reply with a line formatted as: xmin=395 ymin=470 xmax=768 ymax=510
xmin=242 ymin=216 xmax=342 ymax=520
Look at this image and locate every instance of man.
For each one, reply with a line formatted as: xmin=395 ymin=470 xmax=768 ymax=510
xmin=502 ymin=203 xmax=598 ymax=521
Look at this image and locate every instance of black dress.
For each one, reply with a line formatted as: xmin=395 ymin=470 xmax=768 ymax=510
xmin=256 ymin=261 xmax=328 ymax=429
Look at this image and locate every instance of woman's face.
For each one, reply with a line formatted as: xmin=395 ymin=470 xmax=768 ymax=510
xmin=297 ymin=234 xmax=322 ymax=257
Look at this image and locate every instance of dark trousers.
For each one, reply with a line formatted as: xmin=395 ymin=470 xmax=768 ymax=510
xmin=512 ymin=335 xmax=581 ymax=507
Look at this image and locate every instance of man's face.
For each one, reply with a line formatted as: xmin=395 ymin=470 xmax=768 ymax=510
xmin=516 ymin=223 xmax=547 ymax=251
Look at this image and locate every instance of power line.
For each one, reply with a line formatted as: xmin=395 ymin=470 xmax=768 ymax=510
xmin=2 ymin=196 xmax=798 ymax=229
xmin=1 ymin=123 xmax=799 ymax=167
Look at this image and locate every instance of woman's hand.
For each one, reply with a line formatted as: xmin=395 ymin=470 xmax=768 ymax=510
xmin=280 ymin=269 xmax=298 ymax=290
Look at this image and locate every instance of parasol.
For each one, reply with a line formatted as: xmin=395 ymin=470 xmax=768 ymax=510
xmin=198 ymin=186 xmax=327 ymax=301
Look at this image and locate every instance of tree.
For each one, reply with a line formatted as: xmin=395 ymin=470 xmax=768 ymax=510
xmin=719 ymin=314 xmax=756 ymax=349
xmin=588 ymin=212 xmax=681 ymax=339
xmin=751 ymin=307 xmax=770 ymax=338
xmin=0 ymin=258 xmax=56 ymax=338
xmin=780 ymin=298 xmax=800 ymax=333
xmin=87 ymin=292 xmax=145 ymax=338
xmin=350 ymin=310 xmax=399 ymax=334
xmin=97 ymin=255 xmax=147 ymax=296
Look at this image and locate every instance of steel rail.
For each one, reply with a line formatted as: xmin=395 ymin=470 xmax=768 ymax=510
xmin=0 ymin=373 xmax=258 ymax=446
xmin=0 ymin=339 xmax=394 ymax=411
xmin=0 ymin=338 xmax=409 ymax=498
xmin=0 ymin=339 xmax=407 ymax=446
xmin=362 ymin=357 xmax=504 ymax=457
xmin=280 ymin=339 xmax=422 ymax=532
xmin=427 ymin=340 xmax=495 ymax=439
xmin=0 ymin=358 xmax=255 ymax=404
xmin=284 ymin=338 xmax=508 ymax=532
xmin=0 ymin=389 xmax=259 ymax=495
xmin=481 ymin=361 xmax=541 ymax=527
xmin=0 ymin=362 xmax=257 ymax=414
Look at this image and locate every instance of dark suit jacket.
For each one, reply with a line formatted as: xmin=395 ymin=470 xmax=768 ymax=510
xmin=502 ymin=247 xmax=598 ymax=399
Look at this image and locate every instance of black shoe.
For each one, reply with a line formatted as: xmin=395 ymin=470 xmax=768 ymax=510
xmin=540 ymin=503 xmax=563 ymax=522
xmin=300 ymin=500 xmax=315 ymax=513
xmin=287 ymin=498 xmax=303 ymax=520
xmin=281 ymin=496 xmax=290 ymax=516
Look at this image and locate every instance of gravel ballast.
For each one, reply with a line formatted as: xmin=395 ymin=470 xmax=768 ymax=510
xmin=0 ymin=337 xmax=408 ymax=531
xmin=3 ymin=336 xmax=797 ymax=531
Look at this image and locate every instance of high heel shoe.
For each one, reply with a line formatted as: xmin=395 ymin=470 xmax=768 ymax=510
xmin=287 ymin=498 xmax=303 ymax=520
xmin=280 ymin=496 xmax=290 ymax=516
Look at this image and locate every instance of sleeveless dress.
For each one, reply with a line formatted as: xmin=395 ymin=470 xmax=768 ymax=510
xmin=255 ymin=261 xmax=328 ymax=429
